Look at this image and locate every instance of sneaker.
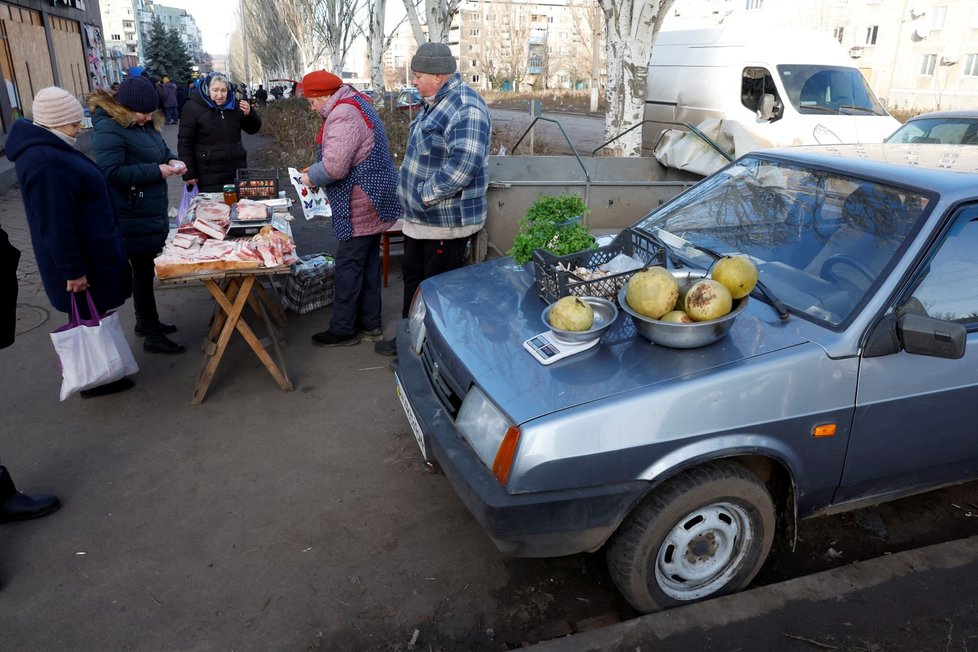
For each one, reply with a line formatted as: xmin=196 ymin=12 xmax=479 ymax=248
xmin=374 ymin=338 xmax=397 ymax=356
xmin=359 ymin=327 xmax=384 ymax=342
xmin=312 ymin=330 xmax=361 ymax=347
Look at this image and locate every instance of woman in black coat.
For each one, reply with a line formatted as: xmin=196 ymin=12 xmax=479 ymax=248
xmin=89 ymin=76 xmax=187 ymax=355
xmin=178 ymin=73 xmax=262 ymax=192
xmin=6 ymin=86 xmax=136 ymax=397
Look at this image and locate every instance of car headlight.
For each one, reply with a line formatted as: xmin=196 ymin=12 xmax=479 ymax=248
xmin=456 ymin=386 xmax=521 ymax=486
xmin=407 ymin=289 xmax=426 ymax=354
xmin=813 ymin=123 xmax=842 ymax=144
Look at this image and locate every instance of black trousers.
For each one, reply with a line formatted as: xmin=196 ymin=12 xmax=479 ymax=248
xmin=401 ymin=235 xmax=469 ymax=318
xmin=128 ymin=252 xmax=160 ymax=328
xmin=330 ymin=233 xmax=382 ymax=336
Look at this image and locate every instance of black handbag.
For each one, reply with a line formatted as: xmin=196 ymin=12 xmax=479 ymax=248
xmin=0 ymin=225 xmax=21 ymax=349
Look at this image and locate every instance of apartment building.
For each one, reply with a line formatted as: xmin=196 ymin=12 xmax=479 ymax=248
xmin=0 ymin=0 xmax=107 ymax=137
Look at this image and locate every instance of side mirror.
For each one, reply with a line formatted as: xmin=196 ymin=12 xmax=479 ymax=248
xmin=864 ymin=312 xmax=966 ymax=359
xmin=757 ymin=94 xmax=776 ymax=121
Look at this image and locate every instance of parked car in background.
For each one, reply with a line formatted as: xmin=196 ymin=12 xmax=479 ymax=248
xmin=885 ymin=110 xmax=978 ymax=145
xmin=393 ymin=143 xmax=978 ymax=613
xmin=396 ymin=87 xmax=423 ymax=111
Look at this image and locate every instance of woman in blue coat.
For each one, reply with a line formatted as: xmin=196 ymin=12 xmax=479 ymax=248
xmin=89 ymin=76 xmax=187 ymax=354
xmin=5 ymin=86 xmax=135 ymax=397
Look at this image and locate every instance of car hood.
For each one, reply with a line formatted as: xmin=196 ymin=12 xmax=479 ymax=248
xmin=419 ymin=259 xmax=812 ymax=424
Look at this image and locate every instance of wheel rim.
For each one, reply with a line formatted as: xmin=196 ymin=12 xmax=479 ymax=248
xmin=654 ymin=501 xmax=755 ymax=601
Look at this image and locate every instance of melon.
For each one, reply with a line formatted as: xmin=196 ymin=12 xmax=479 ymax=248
xmin=549 ymin=296 xmax=594 ymax=332
xmin=660 ymin=310 xmax=694 ymax=323
xmin=684 ymin=279 xmax=733 ymax=321
xmin=626 ymin=268 xmax=679 ymax=319
xmin=711 ymin=255 xmax=758 ymax=300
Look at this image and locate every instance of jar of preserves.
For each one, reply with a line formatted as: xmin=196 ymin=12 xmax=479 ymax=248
xmin=223 ymin=184 xmax=238 ymax=206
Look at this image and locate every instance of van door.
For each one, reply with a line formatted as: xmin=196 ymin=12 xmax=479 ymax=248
xmin=741 ymin=66 xmax=783 ymax=122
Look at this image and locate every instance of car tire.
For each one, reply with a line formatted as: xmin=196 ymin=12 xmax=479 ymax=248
xmin=606 ymin=460 xmax=776 ymax=613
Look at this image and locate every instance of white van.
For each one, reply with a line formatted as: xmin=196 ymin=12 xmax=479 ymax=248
xmin=643 ymin=26 xmax=900 ymax=152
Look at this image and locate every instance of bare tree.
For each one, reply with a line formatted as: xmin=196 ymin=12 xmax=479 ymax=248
xmin=402 ymin=0 xmax=460 ymax=44
xmin=244 ymin=0 xmax=302 ymax=79
xmin=471 ymin=2 xmax=532 ymax=91
xmin=599 ymin=0 xmax=675 ymax=156
xmin=319 ymin=0 xmax=366 ymax=72
xmin=367 ymin=0 xmax=408 ymax=104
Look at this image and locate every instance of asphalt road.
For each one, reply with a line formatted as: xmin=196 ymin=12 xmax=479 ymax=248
xmin=2 ymin=123 xmax=978 ymax=651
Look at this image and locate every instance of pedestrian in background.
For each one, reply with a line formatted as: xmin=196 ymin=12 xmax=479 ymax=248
xmin=254 ymin=84 xmax=268 ymax=108
xmin=299 ymin=70 xmax=401 ymax=347
xmin=89 ymin=76 xmax=187 ymax=355
xmin=6 ymin=86 xmax=135 ymax=396
xmin=375 ymin=42 xmax=491 ymax=356
xmin=161 ymin=76 xmax=179 ymax=124
xmin=178 ymin=73 xmax=262 ymax=193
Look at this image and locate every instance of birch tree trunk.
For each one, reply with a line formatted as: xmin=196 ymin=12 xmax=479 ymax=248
xmin=402 ymin=0 xmax=460 ymax=44
xmin=599 ymin=0 xmax=675 ymax=157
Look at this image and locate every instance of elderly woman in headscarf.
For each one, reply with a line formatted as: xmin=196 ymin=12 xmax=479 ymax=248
xmin=178 ymin=72 xmax=262 ymax=192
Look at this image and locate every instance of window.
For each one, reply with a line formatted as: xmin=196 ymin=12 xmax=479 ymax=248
xmin=471 ymin=75 xmax=480 ymax=84
xmin=964 ymin=54 xmax=978 ymax=76
xmin=470 ymin=59 xmax=477 ymax=67
xmin=111 ymin=33 xmax=121 ymax=41
xmin=833 ymin=27 xmax=844 ymax=43
xmin=930 ymin=6 xmax=947 ymax=30
xmin=865 ymin=25 xmax=878 ymax=45
xmin=910 ymin=208 xmax=978 ymax=324
xmin=920 ymin=54 xmax=937 ymax=75
xmin=745 ymin=0 xmax=763 ymax=9
xmin=470 ymin=28 xmax=480 ymax=36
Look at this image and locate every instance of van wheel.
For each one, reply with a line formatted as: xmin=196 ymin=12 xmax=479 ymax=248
xmin=607 ymin=461 xmax=776 ymax=613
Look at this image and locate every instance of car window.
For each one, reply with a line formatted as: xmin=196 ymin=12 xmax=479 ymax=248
xmin=889 ymin=118 xmax=978 ymax=145
xmin=635 ymin=157 xmax=930 ymax=327
xmin=908 ymin=206 xmax=978 ymax=324
xmin=779 ymin=65 xmax=889 ymax=116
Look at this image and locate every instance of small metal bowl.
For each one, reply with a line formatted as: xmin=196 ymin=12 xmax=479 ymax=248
xmin=542 ymin=296 xmax=619 ymax=344
xmin=617 ymin=271 xmax=748 ymax=348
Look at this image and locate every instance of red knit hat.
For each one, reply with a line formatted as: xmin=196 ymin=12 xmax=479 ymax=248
xmin=301 ymin=71 xmax=342 ymax=98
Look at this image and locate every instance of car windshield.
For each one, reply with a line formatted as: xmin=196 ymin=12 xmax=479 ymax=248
xmin=634 ymin=156 xmax=930 ymax=327
xmin=778 ymin=65 xmax=889 ymax=116
xmin=887 ymin=117 xmax=978 ymax=145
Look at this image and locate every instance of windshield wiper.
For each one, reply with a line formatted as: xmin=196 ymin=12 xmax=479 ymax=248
xmin=650 ymin=228 xmax=791 ymax=321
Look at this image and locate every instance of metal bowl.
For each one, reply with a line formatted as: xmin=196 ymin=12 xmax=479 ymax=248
xmin=542 ymin=296 xmax=619 ymax=344
xmin=617 ymin=271 xmax=748 ymax=348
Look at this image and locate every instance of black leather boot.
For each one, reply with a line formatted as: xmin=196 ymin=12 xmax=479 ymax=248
xmin=134 ymin=320 xmax=178 ymax=336
xmin=0 ymin=466 xmax=60 ymax=523
xmin=143 ymin=333 xmax=186 ymax=355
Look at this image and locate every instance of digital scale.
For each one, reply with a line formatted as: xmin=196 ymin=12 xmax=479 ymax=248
xmin=523 ymin=331 xmax=601 ymax=365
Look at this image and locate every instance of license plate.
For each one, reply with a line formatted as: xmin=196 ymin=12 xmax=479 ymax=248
xmin=394 ymin=372 xmax=427 ymax=460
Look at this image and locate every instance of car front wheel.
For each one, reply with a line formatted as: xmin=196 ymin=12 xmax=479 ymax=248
xmin=607 ymin=460 xmax=776 ymax=613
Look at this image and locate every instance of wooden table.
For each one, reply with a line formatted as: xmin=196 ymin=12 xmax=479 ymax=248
xmin=159 ymin=266 xmax=294 ymax=403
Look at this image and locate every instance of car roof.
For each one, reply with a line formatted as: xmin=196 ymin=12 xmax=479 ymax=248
xmin=749 ymin=143 xmax=978 ymax=198
xmin=905 ymin=109 xmax=978 ymax=121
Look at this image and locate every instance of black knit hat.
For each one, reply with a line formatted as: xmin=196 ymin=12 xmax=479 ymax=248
xmin=117 ymin=76 xmax=159 ymax=113
xmin=411 ymin=42 xmax=457 ymax=75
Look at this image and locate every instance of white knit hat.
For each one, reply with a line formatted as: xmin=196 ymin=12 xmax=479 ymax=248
xmin=31 ymin=87 xmax=84 ymax=128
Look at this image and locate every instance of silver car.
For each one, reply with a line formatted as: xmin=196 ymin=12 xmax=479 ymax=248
xmin=393 ymin=143 xmax=978 ymax=613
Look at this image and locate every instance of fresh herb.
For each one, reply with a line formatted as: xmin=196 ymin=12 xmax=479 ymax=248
xmin=508 ymin=193 xmax=596 ymax=264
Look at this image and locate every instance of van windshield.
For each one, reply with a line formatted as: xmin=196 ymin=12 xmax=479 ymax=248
xmin=778 ymin=65 xmax=888 ymax=116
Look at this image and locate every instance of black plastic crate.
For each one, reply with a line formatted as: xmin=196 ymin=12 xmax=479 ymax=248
xmin=236 ymin=169 xmax=280 ymax=200
xmin=533 ymin=228 xmax=665 ymax=304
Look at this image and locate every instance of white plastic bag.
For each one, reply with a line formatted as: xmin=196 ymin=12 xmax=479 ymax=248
xmin=50 ymin=292 xmax=138 ymax=401
xmin=288 ymin=167 xmax=333 ymax=221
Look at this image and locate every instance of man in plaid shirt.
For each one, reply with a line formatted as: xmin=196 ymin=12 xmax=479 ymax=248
xmin=376 ymin=42 xmax=491 ymax=356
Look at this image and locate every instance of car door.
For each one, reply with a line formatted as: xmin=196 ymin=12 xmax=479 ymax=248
xmin=837 ymin=203 xmax=978 ymax=501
